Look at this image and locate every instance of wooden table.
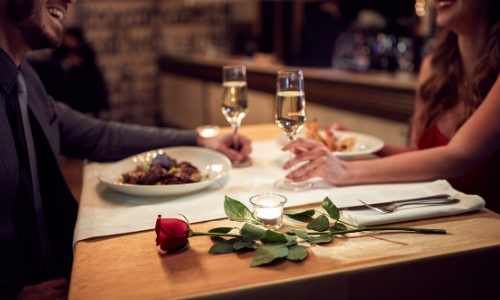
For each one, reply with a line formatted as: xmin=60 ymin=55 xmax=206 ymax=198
xmin=69 ymin=124 xmax=500 ymax=300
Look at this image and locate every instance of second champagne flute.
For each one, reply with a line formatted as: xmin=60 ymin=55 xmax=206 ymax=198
xmin=274 ymin=69 xmax=312 ymax=191
xmin=221 ymin=65 xmax=251 ymax=167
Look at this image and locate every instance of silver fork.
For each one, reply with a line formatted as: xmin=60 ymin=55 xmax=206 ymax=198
xmin=358 ymin=198 xmax=460 ymax=214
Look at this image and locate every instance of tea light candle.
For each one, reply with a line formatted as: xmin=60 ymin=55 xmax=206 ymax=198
xmin=249 ymin=194 xmax=287 ymax=229
xmin=255 ymin=207 xmax=282 ymax=226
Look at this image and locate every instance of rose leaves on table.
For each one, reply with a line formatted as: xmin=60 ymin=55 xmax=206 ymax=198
xmin=155 ymin=196 xmax=447 ymax=267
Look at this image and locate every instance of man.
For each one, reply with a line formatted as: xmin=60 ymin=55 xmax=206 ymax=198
xmin=0 ymin=0 xmax=251 ymax=299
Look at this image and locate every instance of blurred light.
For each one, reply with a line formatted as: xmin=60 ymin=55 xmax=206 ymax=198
xmin=415 ymin=0 xmax=426 ymax=17
xmin=196 ymin=125 xmax=220 ymax=138
xmin=397 ymin=42 xmax=406 ymax=52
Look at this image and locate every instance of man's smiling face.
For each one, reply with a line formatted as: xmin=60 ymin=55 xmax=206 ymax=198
xmin=6 ymin=0 xmax=74 ymax=50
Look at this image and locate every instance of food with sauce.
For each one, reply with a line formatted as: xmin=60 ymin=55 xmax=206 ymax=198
xmin=121 ymin=154 xmax=202 ymax=185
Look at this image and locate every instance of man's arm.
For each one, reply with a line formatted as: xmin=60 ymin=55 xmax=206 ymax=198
xmin=55 ymin=101 xmax=199 ymax=162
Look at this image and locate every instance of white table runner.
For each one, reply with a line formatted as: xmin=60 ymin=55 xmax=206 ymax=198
xmin=73 ymin=139 xmax=484 ymax=245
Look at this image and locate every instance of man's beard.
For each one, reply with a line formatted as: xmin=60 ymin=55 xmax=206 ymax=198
xmin=6 ymin=0 xmax=62 ymax=50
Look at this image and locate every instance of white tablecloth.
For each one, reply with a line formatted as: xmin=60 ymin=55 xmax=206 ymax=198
xmin=73 ymin=139 xmax=484 ymax=245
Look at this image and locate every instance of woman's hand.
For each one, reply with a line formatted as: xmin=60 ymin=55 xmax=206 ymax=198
xmin=197 ymin=132 xmax=252 ymax=163
xmin=281 ymin=137 xmax=350 ymax=185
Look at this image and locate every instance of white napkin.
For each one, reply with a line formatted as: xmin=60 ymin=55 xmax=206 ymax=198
xmin=330 ymin=180 xmax=485 ymax=226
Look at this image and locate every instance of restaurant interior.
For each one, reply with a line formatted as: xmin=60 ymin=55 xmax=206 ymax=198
xmin=30 ymin=0 xmax=429 ymax=127
xmin=23 ymin=0 xmax=500 ymax=299
xmin=29 ymin=0 xmax=433 ymax=200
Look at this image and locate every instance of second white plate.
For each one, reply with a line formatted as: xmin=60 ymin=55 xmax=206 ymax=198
xmin=275 ymin=130 xmax=384 ymax=157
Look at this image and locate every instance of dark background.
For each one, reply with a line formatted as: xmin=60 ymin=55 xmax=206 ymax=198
xmin=257 ymin=0 xmax=417 ymax=66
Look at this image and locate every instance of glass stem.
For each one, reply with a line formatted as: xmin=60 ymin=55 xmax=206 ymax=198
xmin=232 ymin=123 xmax=239 ymax=150
xmin=285 ymin=135 xmax=296 ymax=184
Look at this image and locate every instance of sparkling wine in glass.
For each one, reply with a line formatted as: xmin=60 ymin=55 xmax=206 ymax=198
xmin=221 ymin=65 xmax=251 ymax=167
xmin=274 ymin=69 xmax=312 ymax=191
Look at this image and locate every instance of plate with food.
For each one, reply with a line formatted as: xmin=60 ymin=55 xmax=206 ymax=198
xmin=98 ymin=147 xmax=231 ymax=197
xmin=276 ymin=119 xmax=384 ymax=157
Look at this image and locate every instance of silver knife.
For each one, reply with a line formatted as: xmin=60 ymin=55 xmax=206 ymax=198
xmin=339 ymin=194 xmax=451 ymax=210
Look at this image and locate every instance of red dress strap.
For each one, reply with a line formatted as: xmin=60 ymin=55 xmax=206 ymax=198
xmin=417 ymin=125 xmax=449 ymax=149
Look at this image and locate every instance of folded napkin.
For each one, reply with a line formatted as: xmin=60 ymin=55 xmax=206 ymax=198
xmin=330 ymin=180 xmax=485 ymax=226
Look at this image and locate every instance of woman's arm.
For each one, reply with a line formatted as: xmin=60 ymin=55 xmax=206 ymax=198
xmin=282 ymin=73 xmax=500 ymax=186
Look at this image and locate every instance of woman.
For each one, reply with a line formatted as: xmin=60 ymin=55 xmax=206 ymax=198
xmin=281 ymin=0 xmax=500 ymax=212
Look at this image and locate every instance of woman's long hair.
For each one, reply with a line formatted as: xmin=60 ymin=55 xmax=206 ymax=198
xmin=416 ymin=1 xmax=500 ymax=137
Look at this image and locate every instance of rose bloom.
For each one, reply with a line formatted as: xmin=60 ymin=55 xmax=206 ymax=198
xmin=155 ymin=215 xmax=190 ymax=252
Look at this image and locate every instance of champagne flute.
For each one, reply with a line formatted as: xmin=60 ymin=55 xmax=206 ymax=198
xmin=274 ymin=69 xmax=312 ymax=191
xmin=221 ymin=65 xmax=251 ymax=167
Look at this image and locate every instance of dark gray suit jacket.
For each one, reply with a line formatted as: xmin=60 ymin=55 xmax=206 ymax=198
xmin=0 ymin=58 xmax=198 ymax=297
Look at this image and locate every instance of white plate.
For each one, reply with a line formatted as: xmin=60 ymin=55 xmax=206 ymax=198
xmin=275 ymin=130 xmax=384 ymax=157
xmin=98 ymin=147 xmax=231 ymax=197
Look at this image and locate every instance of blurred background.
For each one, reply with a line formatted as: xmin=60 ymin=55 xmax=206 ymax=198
xmin=27 ymin=0 xmax=436 ymax=131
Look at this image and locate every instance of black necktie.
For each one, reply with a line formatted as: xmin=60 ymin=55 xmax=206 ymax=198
xmin=17 ymin=71 xmax=54 ymax=277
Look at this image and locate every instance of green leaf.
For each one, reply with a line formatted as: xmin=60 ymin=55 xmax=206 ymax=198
xmin=208 ymin=227 xmax=234 ymax=234
xmin=286 ymin=245 xmax=308 ymax=261
xmin=250 ymin=243 xmax=289 ymax=267
xmin=285 ymin=225 xmax=309 ymax=239
xmin=260 ymin=230 xmax=289 ymax=244
xmin=322 ymin=197 xmax=340 ymax=220
xmin=233 ymin=240 xmax=257 ymax=251
xmin=329 ymin=222 xmax=348 ymax=232
xmin=224 ymin=196 xmax=256 ymax=222
xmin=307 ymin=215 xmax=330 ymax=232
xmin=240 ymin=223 xmax=266 ymax=242
xmin=308 ymin=235 xmax=333 ymax=244
xmin=209 ymin=242 xmax=234 ymax=254
xmin=284 ymin=209 xmax=315 ymax=217
xmin=226 ymin=237 xmax=241 ymax=244
xmin=284 ymin=234 xmax=296 ymax=243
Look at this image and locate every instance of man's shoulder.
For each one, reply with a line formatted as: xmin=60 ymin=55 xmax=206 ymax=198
xmin=20 ymin=59 xmax=43 ymax=82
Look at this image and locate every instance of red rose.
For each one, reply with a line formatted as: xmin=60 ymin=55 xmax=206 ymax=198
xmin=155 ymin=215 xmax=190 ymax=252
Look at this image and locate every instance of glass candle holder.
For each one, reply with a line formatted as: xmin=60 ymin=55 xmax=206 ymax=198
xmin=249 ymin=193 xmax=287 ymax=229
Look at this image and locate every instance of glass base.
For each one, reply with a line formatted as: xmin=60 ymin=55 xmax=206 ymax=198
xmin=232 ymin=157 xmax=252 ymax=168
xmin=274 ymin=179 xmax=312 ymax=191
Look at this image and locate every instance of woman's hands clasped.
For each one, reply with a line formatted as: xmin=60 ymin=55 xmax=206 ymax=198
xmin=281 ymin=137 xmax=350 ymax=186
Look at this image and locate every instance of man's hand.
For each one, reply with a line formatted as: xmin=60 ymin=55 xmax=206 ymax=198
xmin=16 ymin=278 xmax=69 ymax=300
xmin=197 ymin=132 xmax=252 ymax=163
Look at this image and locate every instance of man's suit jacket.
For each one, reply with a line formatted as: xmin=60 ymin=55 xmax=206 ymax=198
xmin=0 ymin=59 xmax=198 ymax=295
